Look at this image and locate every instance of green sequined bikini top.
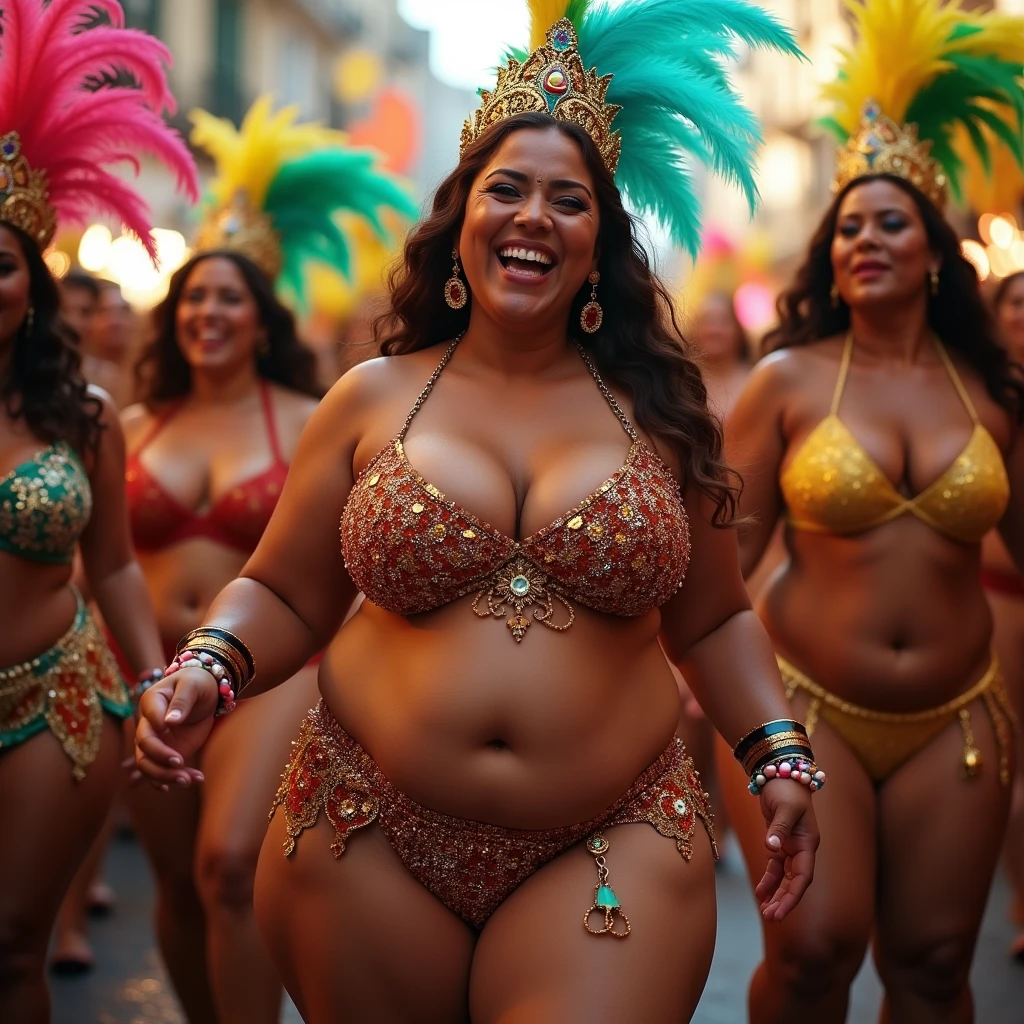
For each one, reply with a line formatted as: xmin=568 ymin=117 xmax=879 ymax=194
xmin=0 ymin=441 xmax=92 ymax=564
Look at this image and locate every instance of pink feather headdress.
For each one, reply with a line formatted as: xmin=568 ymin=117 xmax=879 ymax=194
xmin=0 ymin=0 xmax=199 ymax=259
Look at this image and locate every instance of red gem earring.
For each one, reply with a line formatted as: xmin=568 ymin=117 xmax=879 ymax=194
xmin=580 ymin=271 xmax=603 ymax=334
xmin=444 ymin=248 xmax=468 ymax=310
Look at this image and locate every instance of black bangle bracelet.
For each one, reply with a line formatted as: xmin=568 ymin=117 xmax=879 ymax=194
xmin=733 ymin=719 xmax=809 ymax=766
xmin=177 ymin=627 xmax=255 ymax=680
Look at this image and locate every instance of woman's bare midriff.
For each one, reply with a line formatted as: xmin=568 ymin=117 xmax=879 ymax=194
xmin=759 ymin=516 xmax=994 ymax=710
xmin=138 ymin=541 xmax=249 ymax=656
xmin=0 ymin=554 xmax=78 ymax=665
xmin=319 ymin=598 xmax=681 ymax=830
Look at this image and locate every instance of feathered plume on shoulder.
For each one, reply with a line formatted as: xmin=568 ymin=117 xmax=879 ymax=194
xmin=479 ymin=0 xmax=805 ymax=257
xmin=191 ymin=95 xmax=419 ymax=309
xmin=823 ymin=0 xmax=1024 ymax=206
xmin=0 ymin=0 xmax=199 ymax=258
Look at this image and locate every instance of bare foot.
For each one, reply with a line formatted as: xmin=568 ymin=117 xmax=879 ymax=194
xmin=50 ymin=929 xmax=94 ymax=975
xmin=87 ymin=880 xmax=116 ymax=917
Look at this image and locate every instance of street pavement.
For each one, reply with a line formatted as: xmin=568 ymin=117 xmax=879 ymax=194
xmin=51 ymin=833 xmax=1024 ymax=1023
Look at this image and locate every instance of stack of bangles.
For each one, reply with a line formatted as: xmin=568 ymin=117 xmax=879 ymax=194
xmin=162 ymin=627 xmax=256 ymax=718
xmin=733 ymin=719 xmax=827 ymax=797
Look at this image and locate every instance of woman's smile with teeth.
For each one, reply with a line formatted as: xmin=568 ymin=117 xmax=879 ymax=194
xmin=497 ymin=245 xmax=555 ymax=278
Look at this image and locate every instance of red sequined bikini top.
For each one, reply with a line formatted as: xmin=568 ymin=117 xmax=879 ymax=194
xmin=127 ymin=381 xmax=288 ymax=554
xmin=340 ymin=340 xmax=692 ymax=642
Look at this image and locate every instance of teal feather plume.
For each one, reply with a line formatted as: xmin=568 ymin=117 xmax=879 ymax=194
xmin=518 ymin=0 xmax=805 ymax=255
xmin=264 ymin=149 xmax=418 ymax=308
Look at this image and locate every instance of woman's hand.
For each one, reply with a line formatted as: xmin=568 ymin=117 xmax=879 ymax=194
xmin=133 ymin=668 xmax=218 ymax=789
xmin=754 ymin=779 xmax=819 ymax=922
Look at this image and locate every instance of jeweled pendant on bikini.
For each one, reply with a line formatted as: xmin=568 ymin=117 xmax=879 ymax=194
xmin=472 ymin=557 xmax=574 ymax=642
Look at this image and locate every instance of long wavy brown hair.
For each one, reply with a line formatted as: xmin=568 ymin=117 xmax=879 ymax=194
xmin=374 ymin=112 xmax=738 ymax=524
xmin=136 ymin=251 xmax=321 ymax=407
xmin=0 ymin=224 xmax=103 ymax=455
xmin=766 ymin=174 xmax=1024 ymax=422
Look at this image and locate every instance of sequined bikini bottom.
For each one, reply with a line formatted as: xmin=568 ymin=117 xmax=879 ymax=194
xmin=779 ymin=654 xmax=1015 ymax=785
xmin=0 ymin=589 xmax=131 ymax=780
xmin=270 ymin=700 xmax=717 ymax=928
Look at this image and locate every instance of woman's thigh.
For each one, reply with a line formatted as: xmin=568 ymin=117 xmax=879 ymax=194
xmin=197 ymin=668 xmax=320 ymax=883
xmin=0 ymin=717 xmax=121 ymax=951
xmin=255 ymin=808 xmax=475 ymax=1024
xmin=874 ymin=696 xmax=1013 ymax=982
xmin=470 ymin=822 xmax=717 ymax=1024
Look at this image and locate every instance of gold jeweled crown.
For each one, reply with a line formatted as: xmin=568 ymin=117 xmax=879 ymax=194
xmin=832 ymin=101 xmax=948 ymax=209
xmin=193 ymin=192 xmax=283 ymax=280
xmin=0 ymin=132 xmax=57 ymax=249
xmin=459 ymin=19 xmax=622 ymax=175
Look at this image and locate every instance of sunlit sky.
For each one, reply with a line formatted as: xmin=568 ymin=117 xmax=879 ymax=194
xmin=398 ymin=0 xmax=530 ymax=92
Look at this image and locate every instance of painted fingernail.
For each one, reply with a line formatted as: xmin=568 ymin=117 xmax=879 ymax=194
xmin=169 ymin=756 xmax=183 ymax=767
xmin=768 ymin=835 xmax=781 ymax=850
xmin=166 ymin=709 xmax=182 ymax=722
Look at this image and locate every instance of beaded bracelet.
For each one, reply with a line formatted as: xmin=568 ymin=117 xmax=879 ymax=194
xmin=749 ymin=755 xmax=827 ymax=797
xmin=132 ymin=667 xmax=164 ymax=704
xmin=164 ymin=650 xmax=237 ymax=717
xmin=176 ymin=627 xmax=254 ymax=694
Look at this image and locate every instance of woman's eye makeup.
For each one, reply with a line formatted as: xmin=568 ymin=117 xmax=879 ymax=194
xmin=486 ymin=183 xmax=520 ymax=197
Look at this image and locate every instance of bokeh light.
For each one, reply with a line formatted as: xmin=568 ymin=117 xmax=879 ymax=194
xmin=78 ymin=224 xmax=113 ymax=272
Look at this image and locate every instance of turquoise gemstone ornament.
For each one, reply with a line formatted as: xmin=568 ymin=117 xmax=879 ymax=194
xmin=596 ymin=884 xmax=620 ymax=909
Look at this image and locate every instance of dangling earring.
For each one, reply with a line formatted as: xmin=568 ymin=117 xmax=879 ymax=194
xmin=829 ymin=283 xmax=841 ymax=309
xmin=25 ymin=306 xmax=35 ymax=335
xmin=444 ymin=248 xmax=468 ymax=310
xmin=929 ymin=269 xmax=940 ymax=296
xmin=580 ymin=271 xmax=603 ymax=334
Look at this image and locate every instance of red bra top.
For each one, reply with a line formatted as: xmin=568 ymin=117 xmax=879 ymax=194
xmin=341 ymin=340 xmax=692 ymax=622
xmin=127 ymin=381 xmax=288 ymax=553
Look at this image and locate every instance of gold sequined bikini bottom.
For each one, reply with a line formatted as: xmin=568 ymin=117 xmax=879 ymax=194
xmin=0 ymin=589 xmax=131 ymax=780
xmin=271 ymin=700 xmax=717 ymax=928
xmin=778 ymin=654 xmax=1015 ymax=786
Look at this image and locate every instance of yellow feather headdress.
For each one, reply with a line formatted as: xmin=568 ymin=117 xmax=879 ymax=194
xmin=190 ymin=96 xmax=418 ymax=306
xmin=823 ymin=0 xmax=1024 ymax=209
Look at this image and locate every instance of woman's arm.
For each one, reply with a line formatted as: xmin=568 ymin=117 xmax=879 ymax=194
xmin=998 ymin=424 xmax=1024 ymax=572
xmin=78 ymin=389 xmax=164 ymax=674
xmin=724 ymin=353 xmax=792 ymax=579
xmin=659 ymin=490 xmax=818 ymax=921
xmin=135 ymin=372 xmax=366 ymax=781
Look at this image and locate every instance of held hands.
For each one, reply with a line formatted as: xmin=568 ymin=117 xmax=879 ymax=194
xmin=754 ymin=779 xmax=819 ymax=922
xmin=132 ymin=668 xmax=218 ymax=790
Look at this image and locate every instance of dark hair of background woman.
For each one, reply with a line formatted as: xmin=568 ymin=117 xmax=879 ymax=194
xmin=993 ymin=269 xmax=1024 ymax=311
xmin=375 ymin=111 xmax=738 ymax=525
xmin=765 ymin=173 xmax=1024 ymax=422
xmin=136 ymin=250 xmax=322 ymax=407
xmin=0 ymin=224 xmax=103 ymax=454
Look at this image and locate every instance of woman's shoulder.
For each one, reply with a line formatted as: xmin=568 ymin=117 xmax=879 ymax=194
xmin=328 ymin=345 xmax=452 ymax=408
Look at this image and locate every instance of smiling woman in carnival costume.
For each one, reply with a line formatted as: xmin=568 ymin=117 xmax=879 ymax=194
xmin=719 ymin=2 xmax=1024 ymax=1021
xmin=0 ymin=1 xmax=198 ymax=1019
xmin=123 ymin=95 xmax=416 ymax=1024
xmin=135 ymin=2 xmax=814 ymax=1021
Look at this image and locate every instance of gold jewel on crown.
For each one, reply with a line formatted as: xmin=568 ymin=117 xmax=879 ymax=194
xmin=193 ymin=191 xmax=283 ymax=280
xmin=833 ymin=100 xmax=948 ymax=209
xmin=460 ymin=18 xmax=622 ymax=175
xmin=0 ymin=132 xmax=57 ymax=249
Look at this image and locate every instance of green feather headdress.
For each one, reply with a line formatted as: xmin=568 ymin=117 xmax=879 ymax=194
xmin=824 ymin=0 xmax=1024 ymax=209
xmin=191 ymin=96 xmax=418 ymax=307
xmin=461 ymin=0 xmax=804 ymax=257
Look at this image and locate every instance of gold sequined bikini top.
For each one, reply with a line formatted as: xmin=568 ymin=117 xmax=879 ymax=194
xmin=781 ymin=334 xmax=1009 ymax=543
xmin=341 ymin=339 xmax=692 ymax=641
